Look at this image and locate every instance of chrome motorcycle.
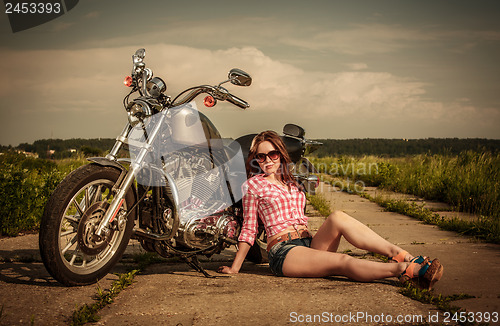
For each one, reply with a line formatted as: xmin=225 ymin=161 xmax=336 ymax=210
xmin=39 ymin=49 xmax=319 ymax=286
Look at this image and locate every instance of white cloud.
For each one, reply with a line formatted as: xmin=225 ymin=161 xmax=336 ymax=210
xmin=345 ymin=63 xmax=368 ymax=70
xmin=281 ymin=24 xmax=436 ymax=55
xmin=0 ymin=44 xmax=497 ymax=144
xmin=84 ymin=11 xmax=101 ymax=19
xmin=280 ymin=23 xmax=500 ymax=56
xmin=48 ymin=21 xmax=74 ymax=32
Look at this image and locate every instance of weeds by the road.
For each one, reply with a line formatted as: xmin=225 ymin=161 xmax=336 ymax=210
xmin=131 ymin=251 xmax=172 ymax=270
xmin=0 ymin=152 xmax=87 ymax=236
xmin=69 ymin=252 xmax=173 ymax=325
xmin=399 ymin=283 xmax=474 ymax=314
xmin=399 ymin=283 xmax=476 ymax=325
xmin=370 ymin=196 xmax=500 ymax=244
xmin=306 ymin=193 xmax=332 ymax=217
xmin=320 ymin=175 xmax=500 ymax=244
xmin=356 ymin=252 xmax=476 ymax=323
xmin=0 ymin=152 xmax=65 ymax=236
xmin=70 ymin=270 xmax=138 ymax=326
xmin=310 ymin=151 xmax=500 ymax=219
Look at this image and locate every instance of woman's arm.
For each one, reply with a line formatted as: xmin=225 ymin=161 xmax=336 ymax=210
xmin=217 ymin=241 xmax=251 ymax=274
xmin=218 ymin=178 xmax=259 ymax=274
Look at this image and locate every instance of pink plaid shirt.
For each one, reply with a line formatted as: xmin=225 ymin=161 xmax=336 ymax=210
xmin=238 ymin=174 xmax=308 ymax=245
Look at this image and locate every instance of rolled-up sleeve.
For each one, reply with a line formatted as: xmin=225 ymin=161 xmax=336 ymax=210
xmin=238 ymin=192 xmax=259 ymax=246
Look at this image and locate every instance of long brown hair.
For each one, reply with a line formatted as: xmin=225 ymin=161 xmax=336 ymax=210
xmin=246 ymin=130 xmax=298 ymax=186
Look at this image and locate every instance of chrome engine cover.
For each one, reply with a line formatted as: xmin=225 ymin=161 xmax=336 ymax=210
xmin=175 ymin=212 xmax=240 ymax=249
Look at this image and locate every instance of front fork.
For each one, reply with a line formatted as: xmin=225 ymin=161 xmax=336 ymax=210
xmin=95 ymin=168 xmax=136 ymax=237
xmin=96 ymin=109 xmax=168 ymax=237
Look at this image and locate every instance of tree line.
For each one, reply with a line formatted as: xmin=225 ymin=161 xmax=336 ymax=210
xmin=2 ymin=138 xmax=116 ymax=159
xmin=1 ymin=137 xmax=499 ymax=159
xmin=310 ymin=138 xmax=500 ymax=157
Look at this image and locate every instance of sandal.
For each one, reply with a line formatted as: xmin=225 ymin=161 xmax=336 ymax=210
xmin=399 ymin=256 xmax=444 ymax=290
xmin=390 ymin=250 xmax=409 ymax=263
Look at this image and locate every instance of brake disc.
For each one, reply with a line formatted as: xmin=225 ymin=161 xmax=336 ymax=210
xmin=77 ymin=201 xmax=114 ymax=256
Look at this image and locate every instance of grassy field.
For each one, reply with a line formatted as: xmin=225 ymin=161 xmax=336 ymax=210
xmin=0 ymin=152 xmax=87 ymax=236
xmin=310 ymin=151 xmax=500 ymax=243
xmin=1 ymin=150 xmax=499 ymax=239
xmin=309 ymin=151 xmax=500 ymax=219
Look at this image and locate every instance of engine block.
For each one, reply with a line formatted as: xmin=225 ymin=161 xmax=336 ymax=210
xmin=176 ymin=212 xmax=240 ymax=249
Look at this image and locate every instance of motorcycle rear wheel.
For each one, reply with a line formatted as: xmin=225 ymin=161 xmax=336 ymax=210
xmin=39 ymin=164 xmax=136 ymax=286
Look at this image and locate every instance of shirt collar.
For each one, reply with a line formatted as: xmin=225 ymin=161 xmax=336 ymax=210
xmin=255 ymin=174 xmax=298 ymax=193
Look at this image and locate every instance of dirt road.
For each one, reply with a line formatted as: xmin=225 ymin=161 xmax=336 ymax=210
xmin=1 ymin=183 xmax=499 ymax=325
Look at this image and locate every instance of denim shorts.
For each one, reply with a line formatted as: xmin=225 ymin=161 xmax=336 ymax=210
xmin=268 ymin=237 xmax=313 ymax=276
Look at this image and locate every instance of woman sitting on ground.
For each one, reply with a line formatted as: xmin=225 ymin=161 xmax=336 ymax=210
xmin=218 ymin=130 xmax=443 ymax=289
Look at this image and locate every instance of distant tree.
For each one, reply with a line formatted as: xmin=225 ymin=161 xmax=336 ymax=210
xmin=80 ymin=146 xmax=102 ymax=157
xmin=311 ymin=138 xmax=500 ymax=157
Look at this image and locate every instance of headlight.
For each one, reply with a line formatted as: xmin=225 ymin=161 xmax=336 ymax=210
xmin=126 ymin=101 xmax=152 ymax=127
xmin=146 ymin=77 xmax=166 ymax=97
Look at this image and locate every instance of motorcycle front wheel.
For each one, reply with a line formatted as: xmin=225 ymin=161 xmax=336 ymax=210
xmin=39 ymin=164 xmax=136 ymax=286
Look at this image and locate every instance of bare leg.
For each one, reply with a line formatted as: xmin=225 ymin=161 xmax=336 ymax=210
xmin=282 ymin=246 xmax=408 ymax=281
xmin=311 ymin=211 xmax=412 ymax=261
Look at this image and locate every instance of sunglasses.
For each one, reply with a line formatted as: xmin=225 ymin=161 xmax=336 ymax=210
xmin=255 ymin=150 xmax=280 ymax=163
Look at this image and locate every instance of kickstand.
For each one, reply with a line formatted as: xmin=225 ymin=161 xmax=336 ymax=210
xmin=181 ymin=255 xmax=216 ymax=278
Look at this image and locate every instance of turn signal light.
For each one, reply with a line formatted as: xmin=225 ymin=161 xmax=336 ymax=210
xmin=123 ymin=76 xmax=133 ymax=87
xmin=204 ymin=95 xmax=216 ymax=107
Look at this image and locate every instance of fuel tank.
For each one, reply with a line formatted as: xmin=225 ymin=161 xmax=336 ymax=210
xmin=169 ymin=103 xmax=222 ymax=148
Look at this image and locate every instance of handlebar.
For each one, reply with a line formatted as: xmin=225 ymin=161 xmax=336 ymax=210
xmin=130 ymin=49 xmax=250 ymax=110
xmin=171 ymin=85 xmax=249 ymax=110
xmin=226 ymin=93 xmax=249 ymax=109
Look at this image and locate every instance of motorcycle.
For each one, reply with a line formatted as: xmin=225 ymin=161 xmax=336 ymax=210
xmin=39 ymin=49 xmax=320 ymax=286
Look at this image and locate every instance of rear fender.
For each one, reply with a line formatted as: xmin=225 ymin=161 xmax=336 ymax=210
xmin=300 ymin=157 xmax=317 ymax=174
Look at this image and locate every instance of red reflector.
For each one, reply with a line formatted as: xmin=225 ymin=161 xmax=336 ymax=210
xmin=204 ymin=95 xmax=216 ymax=107
xmin=123 ymin=76 xmax=133 ymax=87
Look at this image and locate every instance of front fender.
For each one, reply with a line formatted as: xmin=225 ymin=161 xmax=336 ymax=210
xmin=87 ymin=157 xmax=128 ymax=173
xmin=86 ymin=157 xmax=139 ymax=216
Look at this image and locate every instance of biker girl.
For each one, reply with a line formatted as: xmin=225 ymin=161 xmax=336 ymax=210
xmin=218 ymin=130 xmax=443 ymax=289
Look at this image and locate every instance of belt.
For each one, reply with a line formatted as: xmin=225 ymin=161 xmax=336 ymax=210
xmin=266 ymin=229 xmax=311 ymax=252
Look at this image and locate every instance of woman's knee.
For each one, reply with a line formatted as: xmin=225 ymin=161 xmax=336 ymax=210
xmin=327 ymin=210 xmax=350 ymax=226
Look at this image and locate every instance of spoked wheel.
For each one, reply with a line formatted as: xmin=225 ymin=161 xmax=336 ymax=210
xmin=39 ymin=164 xmax=136 ymax=286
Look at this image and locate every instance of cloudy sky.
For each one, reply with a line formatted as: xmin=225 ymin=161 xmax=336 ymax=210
xmin=1 ymin=0 xmax=499 ymax=146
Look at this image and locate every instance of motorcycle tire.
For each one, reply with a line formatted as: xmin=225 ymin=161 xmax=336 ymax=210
xmin=39 ymin=164 xmax=136 ymax=286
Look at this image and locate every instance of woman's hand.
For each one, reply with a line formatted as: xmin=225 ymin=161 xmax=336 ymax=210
xmin=217 ymin=265 xmax=238 ymax=274
xmin=217 ymin=242 xmax=251 ymax=275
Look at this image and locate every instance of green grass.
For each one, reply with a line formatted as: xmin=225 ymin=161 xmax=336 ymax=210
xmin=130 ymin=251 xmax=172 ymax=270
xmin=306 ymin=193 xmax=332 ymax=217
xmin=371 ymin=196 xmax=500 ymax=244
xmin=0 ymin=152 xmax=87 ymax=236
xmin=320 ymin=175 xmax=500 ymax=244
xmin=3 ymin=150 xmax=498 ymax=240
xmin=309 ymin=151 xmax=500 ymax=219
xmin=70 ymin=270 xmax=138 ymax=326
xmin=360 ymin=252 xmax=476 ymax=322
xmin=69 ymin=251 xmax=171 ymax=325
xmin=399 ymin=283 xmax=475 ymax=323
